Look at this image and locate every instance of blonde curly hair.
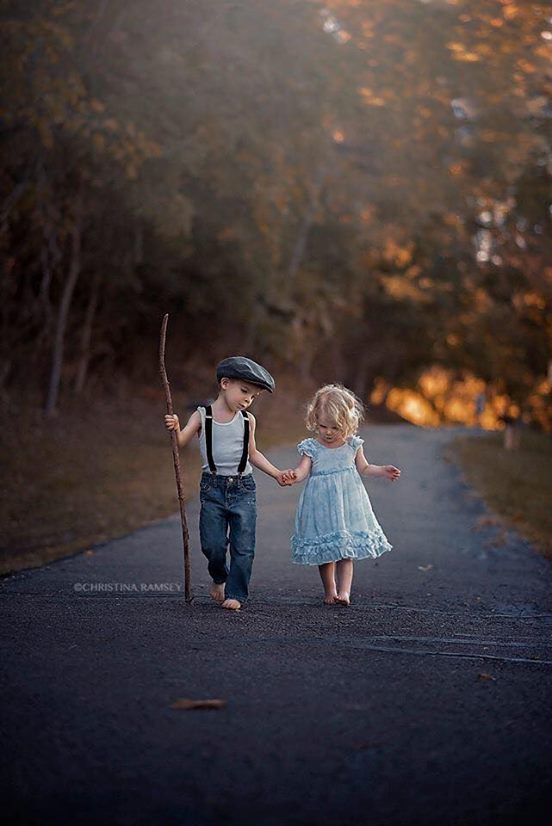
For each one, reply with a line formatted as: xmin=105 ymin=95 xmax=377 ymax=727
xmin=305 ymin=384 xmax=364 ymax=439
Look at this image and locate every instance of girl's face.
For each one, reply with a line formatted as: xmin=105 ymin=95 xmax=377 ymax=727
xmin=316 ymin=414 xmax=346 ymax=446
xmin=221 ymin=378 xmax=263 ymax=413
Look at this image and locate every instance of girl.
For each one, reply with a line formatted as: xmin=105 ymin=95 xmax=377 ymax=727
xmin=287 ymin=384 xmax=400 ymax=605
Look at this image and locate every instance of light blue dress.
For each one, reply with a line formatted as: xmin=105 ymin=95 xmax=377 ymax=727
xmin=291 ymin=436 xmax=393 ymax=566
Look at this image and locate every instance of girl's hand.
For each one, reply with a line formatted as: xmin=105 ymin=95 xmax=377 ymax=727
xmin=382 ymin=465 xmax=401 ymax=481
xmin=277 ymin=469 xmax=296 ymax=486
xmin=164 ymin=414 xmax=180 ymax=431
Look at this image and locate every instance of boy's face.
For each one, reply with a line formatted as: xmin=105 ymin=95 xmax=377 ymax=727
xmin=220 ymin=378 xmax=264 ymax=413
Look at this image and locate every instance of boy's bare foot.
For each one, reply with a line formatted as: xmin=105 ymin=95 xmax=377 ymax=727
xmin=221 ymin=598 xmax=241 ymax=611
xmin=323 ymin=594 xmax=337 ymax=605
xmin=209 ymin=583 xmax=225 ymax=603
xmin=335 ymin=592 xmax=350 ymax=606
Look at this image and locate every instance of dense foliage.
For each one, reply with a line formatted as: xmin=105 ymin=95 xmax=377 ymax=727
xmin=1 ymin=0 xmax=550 ymax=425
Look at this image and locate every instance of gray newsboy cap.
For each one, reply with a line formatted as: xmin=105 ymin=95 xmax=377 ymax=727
xmin=216 ymin=356 xmax=275 ymax=393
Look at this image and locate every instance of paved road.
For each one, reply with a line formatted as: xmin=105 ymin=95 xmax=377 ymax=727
xmin=2 ymin=425 xmax=551 ymax=825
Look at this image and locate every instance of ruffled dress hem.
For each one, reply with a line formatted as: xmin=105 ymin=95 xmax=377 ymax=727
xmin=291 ymin=529 xmax=392 ymax=566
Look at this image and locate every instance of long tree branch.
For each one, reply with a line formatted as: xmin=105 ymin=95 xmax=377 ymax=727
xmin=160 ymin=313 xmax=192 ymax=603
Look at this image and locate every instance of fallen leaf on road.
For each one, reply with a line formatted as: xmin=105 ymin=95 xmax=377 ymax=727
xmin=477 ymin=673 xmax=496 ymax=682
xmin=417 ymin=564 xmax=433 ymax=572
xmin=170 ymin=698 xmax=227 ymax=710
xmin=473 ymin=515 xmax=500 ymax=530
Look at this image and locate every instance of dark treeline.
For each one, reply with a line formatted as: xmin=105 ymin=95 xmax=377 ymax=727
xmin=1 ymin=0 xmax=550 ymax=426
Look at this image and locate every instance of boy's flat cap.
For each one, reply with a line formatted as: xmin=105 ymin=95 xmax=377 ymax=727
xmin=216 ymin=356 xmax=275 ymax=393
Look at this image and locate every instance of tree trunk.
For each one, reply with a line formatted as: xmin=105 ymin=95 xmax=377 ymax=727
xmin=351 ymin=350 xmax=373 ymax=404
xmin=504 ymin=422 xmax=520 ymax=450
xmin=44 ymin=194 xmax=83 ymax=417
xmin=74 ymin=270 xmax=101 ymax=395
xmin=287 ymin=165 xmax=328 ymax=383
xmin=286 ymin=164 xmax=327 ymax=283
xmin=299 ymin=346 xmax=314 ymax=384
xmin=134 ymin=223 xmax=144 ymax=266
xmin=37 ymin=215 xmax=60 ymax=347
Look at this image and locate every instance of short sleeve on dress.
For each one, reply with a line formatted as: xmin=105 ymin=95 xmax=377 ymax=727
xmin=297 ymin=438 xmax=318 ymax=459
xmin=348 ymin=435 xmax=364 ymax=454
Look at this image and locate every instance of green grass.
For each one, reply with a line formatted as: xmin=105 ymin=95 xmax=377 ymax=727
xmin=448 ymin=429 xmax=552 ymax=560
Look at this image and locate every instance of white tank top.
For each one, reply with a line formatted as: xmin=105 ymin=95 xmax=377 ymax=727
xmin=197 ymin=406 xmax=253 ymax=476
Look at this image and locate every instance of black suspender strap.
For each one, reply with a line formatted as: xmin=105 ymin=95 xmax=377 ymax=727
xmin=238 ymin=411 xmax=250 ymax=475
xmin=204 ymin=405 xmax=217 ymax=474
xmin=204 ymin=406 xmax=249 ymax=476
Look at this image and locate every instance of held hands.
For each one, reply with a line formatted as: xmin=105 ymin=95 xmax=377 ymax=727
xmin=164 ymin=414 xmax=180 ymax=431
xmin=276 ymin=469 xmax=297 ymax=486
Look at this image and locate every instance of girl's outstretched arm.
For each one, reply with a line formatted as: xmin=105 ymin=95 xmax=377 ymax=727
xmin=355 ymin=447 xmax=401 ymax=481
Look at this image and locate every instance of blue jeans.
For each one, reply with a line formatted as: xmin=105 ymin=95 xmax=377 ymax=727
xmin=199 ymin=473 xmax=257 ymax=603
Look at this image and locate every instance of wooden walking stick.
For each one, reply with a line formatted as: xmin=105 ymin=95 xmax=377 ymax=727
xmin=159 ymin=314 xmax=192 ymax=603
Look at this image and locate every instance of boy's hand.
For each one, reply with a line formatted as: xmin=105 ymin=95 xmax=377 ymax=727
xmin=276 ymin=469 xmax=296 ymax=486
xmin=382 ymin=465 xmax=401 ymax=481
xmin=164 ymin=414 xmax=180 ymax=431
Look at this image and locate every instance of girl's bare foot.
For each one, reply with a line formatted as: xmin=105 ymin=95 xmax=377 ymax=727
xmin=209 ymin=583 xmax=225 ymax=603
xmin=221 ymin=598 xmax=241 ymax=611
xmin=335 ymin=592 xmax=350 ymax=606
xmin=323 ymin=593 xmax=337 ymax=605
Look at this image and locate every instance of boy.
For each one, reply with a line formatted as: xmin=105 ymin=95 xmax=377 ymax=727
xmin=165 ymin=356 xmax=293 ymax=610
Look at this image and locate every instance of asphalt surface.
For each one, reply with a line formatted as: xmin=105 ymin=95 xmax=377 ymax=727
xmin=1 ymin=424 xmax=551 ymax=826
